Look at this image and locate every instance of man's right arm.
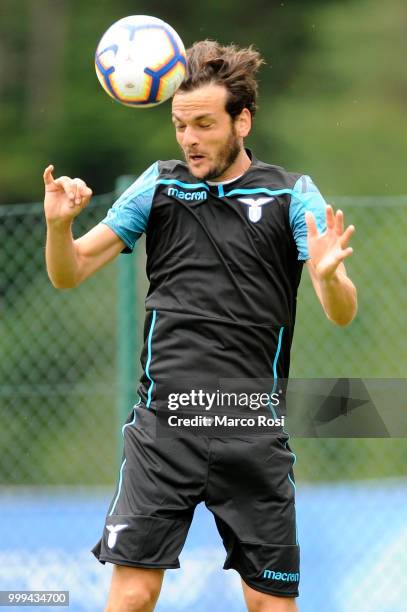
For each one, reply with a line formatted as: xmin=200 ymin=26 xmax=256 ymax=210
xmin=44 ymin=165 xmax=125 ymax=289
xmin=46 ymin=221 xmax=125 ymax=289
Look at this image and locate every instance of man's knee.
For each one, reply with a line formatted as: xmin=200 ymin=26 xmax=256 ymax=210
xmin=105 ymin=583 xmax=157 ymax=612
xmin=105 ymin=566 xmax=164 ymax=612
xmin=249 ymin=596 xmax=297 ymax=612
xmin=242 ymin=581 xmax=298 ymax=612
xmin=246 ymin=592 xmax=297 ymax=612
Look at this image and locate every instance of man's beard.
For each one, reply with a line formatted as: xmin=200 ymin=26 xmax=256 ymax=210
xmin=184 ymin=127 xmax=242 ymax=181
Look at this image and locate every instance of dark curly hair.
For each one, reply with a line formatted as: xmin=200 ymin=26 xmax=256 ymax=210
xmin=178 ymin=40 xmax=265 ymax=119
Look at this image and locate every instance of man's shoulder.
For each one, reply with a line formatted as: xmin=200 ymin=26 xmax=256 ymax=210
xmin=156 ymin=158 xmax=191 ymax=179
xmin=251 ymin=155 xmax=304 ymax=189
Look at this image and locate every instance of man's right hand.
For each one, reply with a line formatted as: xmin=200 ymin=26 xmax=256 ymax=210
xmin=43 ymin=164 xmax=93 ymax=224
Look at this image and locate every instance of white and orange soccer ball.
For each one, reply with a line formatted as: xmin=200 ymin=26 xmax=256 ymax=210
xmin=95 ymin=15 xmax=187 ymax=108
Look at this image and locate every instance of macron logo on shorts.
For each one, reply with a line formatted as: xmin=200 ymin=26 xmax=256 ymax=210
xmin=167 ymin=186 xmax=208 ymax=202
xmin=263 ymin=569 xmax=299 ymax=582
xmin=106 ymin=524 xmax=128 ymax=548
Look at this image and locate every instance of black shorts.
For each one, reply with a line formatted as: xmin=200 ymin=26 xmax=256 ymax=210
xmin=92 ymin=403 xmax=300 ymax=598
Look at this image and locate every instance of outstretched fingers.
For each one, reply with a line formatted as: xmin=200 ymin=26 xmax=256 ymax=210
xmin=305 ymin=210 xmax=318 ymax=238
xmin=335 ymin=209 xmax=344 ymax=236
xmin=337 ymin=246 xmax=354 ymax=262
xmin=339 ymin=224 xmax=355 ymax=249
xmin=326 ymin=204 xmax=335 ymax=231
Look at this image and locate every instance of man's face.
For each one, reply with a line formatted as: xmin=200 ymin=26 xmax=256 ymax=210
xmin=171 ymin=83 xmax=244 ymax=181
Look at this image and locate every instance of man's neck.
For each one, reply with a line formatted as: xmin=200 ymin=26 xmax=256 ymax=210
xmin=211 ymin=148 xmax=252 ymax=183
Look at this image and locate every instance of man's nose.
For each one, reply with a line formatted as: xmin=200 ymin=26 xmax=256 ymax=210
xmin=182 ymin=126 xmax=199 ymax=147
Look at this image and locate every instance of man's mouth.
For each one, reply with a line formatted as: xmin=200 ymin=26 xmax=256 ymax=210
xmin=188 ymin=153 xmax=206 ymax=163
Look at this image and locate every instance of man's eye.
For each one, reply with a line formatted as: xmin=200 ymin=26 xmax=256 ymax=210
xmin=199 ymin=124 xmax=212 ymax=129
xmin=175 ymin=124 xmax=186 ymax=131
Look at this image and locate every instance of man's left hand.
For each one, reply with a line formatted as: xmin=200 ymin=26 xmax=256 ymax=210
xmin=305 ymin=205 xmax=355 ymax=281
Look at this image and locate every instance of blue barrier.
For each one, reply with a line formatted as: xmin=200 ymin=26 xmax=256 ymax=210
xmin=1 ymin=481 xmax=406 ymax=611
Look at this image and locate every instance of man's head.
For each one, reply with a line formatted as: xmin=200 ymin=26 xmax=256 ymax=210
xmin=172 ymin=40 xmax=264 ymax=181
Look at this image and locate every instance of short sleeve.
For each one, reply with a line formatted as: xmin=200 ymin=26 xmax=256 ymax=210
xmin=101 ymin=162 xmax=159 ymax=253
xmin=289 ymin=175 xmax=327 ymax=261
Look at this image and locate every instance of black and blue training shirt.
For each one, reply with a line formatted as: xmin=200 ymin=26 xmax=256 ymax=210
xmin=102 ymin=151 xmax=327 ymax=406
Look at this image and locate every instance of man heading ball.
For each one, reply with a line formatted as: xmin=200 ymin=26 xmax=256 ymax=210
xmin=44 ymin=40 xmax=357 ymax=612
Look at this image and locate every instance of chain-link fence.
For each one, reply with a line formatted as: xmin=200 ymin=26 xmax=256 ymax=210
xmin=0 ymin=187 xmax=406 ymax=612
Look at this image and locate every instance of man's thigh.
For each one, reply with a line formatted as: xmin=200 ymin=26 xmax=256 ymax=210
xmin=93 ymin=405 xmax=208 ymax=568
xmin=207 ymin=434 xmax=300 ymax=598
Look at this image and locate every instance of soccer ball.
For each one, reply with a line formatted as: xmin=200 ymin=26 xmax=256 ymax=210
xmin=95 ymin=15 xmax=187 ymax=108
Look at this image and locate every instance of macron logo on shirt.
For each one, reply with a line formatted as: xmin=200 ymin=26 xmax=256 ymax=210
xmin=167 ymin=186 xmax=208 ymax=202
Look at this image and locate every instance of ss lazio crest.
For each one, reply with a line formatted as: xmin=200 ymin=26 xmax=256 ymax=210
xmin=106 ymin=523 xmax=128 ymax=548
xmin=237 ymin=197 xmax=275 ymax=222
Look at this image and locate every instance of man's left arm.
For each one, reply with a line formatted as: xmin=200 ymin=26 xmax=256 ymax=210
xmin=305 ymin=205 xmax=358 ymax=326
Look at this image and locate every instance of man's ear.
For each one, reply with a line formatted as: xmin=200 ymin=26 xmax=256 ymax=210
xmin=235 ymin=108 xmax=252 ymax=138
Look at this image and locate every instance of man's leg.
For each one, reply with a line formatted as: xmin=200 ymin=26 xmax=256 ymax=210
xmin=207 ymin=436 xmax=299 ymax=608
xmin=93 ymin=406 xmax=207 ymax=610
xmin=105 ymin=565 xmax=164 ymax=612
xmin=242 ymin=580 xmax=298 ymax=612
